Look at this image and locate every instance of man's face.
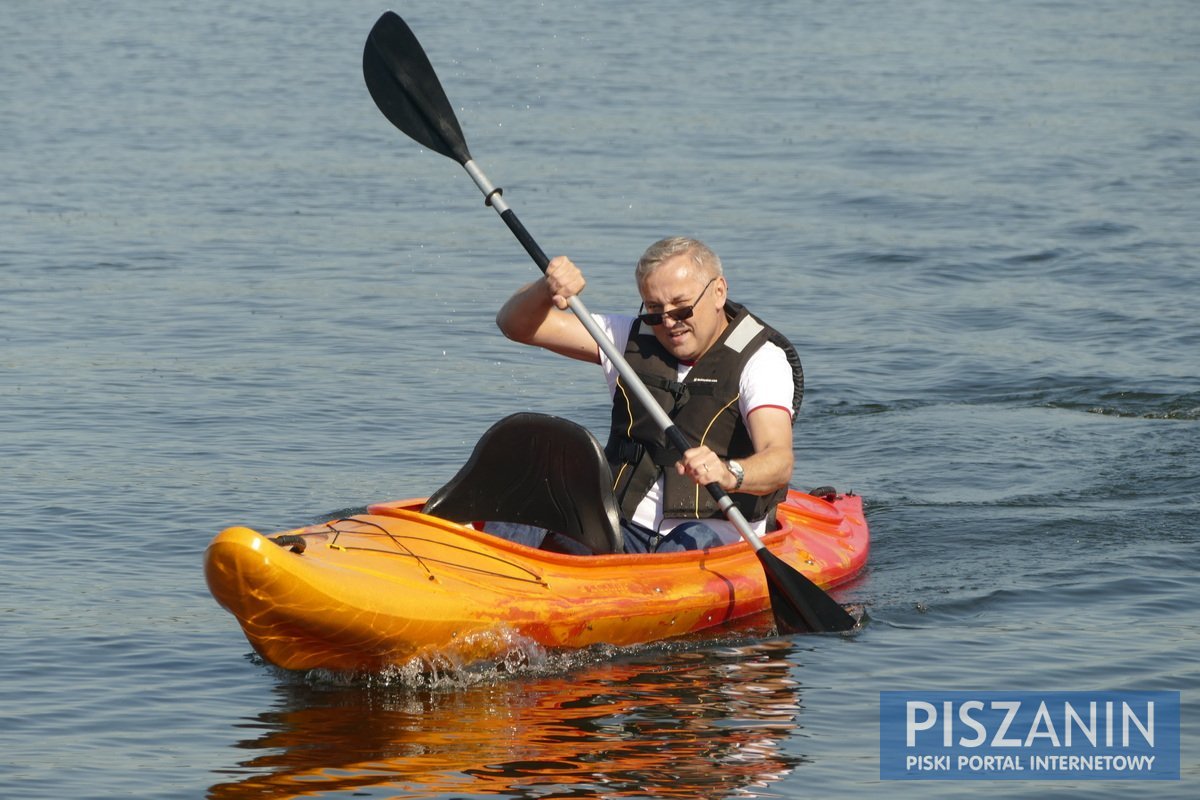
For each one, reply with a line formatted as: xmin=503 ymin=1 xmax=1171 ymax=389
xmin=638 ymin=254 xmax=728 ymax=362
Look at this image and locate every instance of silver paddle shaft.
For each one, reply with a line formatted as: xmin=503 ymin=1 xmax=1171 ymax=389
xmin=462 ymin=158 xmax=767 ymax=552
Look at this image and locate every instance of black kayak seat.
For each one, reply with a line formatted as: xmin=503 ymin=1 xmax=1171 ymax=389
xmin=421 ymin=413 xmax=624 ymax=555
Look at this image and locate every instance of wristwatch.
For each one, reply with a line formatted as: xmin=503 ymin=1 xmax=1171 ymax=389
xmin=726 ymin=459 xmax=745 ymax=491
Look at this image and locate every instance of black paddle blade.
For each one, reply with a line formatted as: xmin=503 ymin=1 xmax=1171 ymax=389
xmin=757 ymin=548 xmax=858 ymax=634
xmin=363 ymin=12 xmax=471 ymax=165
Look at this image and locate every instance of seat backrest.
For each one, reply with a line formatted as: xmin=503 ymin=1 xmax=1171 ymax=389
xmin=421 ymin=413 xmax=623 ymax=555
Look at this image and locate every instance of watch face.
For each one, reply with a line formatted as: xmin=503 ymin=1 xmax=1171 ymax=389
xmin=728 ymin=460 xmax=744 ymax=488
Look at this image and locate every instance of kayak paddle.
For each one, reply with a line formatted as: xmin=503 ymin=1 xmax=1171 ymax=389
xmin=362 ymin=11 xmax=857 ymax=634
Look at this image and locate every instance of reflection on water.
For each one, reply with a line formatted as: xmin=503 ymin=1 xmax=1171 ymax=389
xmin=209 ymin=637 xmax=806 ymax=799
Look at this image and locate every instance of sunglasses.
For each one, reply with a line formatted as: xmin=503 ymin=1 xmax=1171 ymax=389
xmin=636 ymin=277 xmax=717 ymax=326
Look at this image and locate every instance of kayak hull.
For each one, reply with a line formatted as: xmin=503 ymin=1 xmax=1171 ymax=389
xmin=205 ymin=490 xmax=868 ymax=672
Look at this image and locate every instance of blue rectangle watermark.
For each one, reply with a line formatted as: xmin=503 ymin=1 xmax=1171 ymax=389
xmin=880 ymin=691 xmax=1180 ymax=780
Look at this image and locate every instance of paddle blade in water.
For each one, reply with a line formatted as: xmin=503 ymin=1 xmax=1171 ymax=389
xmin=758 ymin=548 xmax=857 ymax=633
xmin=363 ymin=12 xmax=471 ymax=164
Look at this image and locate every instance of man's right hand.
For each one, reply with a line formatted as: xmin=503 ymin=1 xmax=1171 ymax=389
xmin=496 ymin=255 xmax=602 ymax=364
xmin=545 ymin=255 xmax=586 ymax=309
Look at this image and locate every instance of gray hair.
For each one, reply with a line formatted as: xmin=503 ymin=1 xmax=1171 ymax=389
xmin=635 ymin=236 xmax=723 ymax=285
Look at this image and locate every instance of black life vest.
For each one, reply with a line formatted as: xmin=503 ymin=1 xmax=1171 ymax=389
xmin=604 ymin=300 xmax=803 ymax=526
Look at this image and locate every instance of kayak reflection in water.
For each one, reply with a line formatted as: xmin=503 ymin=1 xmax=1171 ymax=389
xmin=496 ymin=237 xmax=804 ymax=554
xmin=207 ymin=639 xmax=804 ymax=800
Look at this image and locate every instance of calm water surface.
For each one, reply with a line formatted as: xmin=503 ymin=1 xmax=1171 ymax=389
xmin=2 ymin=1 xmax=1196 ymax=797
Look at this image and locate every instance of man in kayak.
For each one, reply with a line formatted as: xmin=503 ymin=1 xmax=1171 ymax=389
xmin=497 ymin=236 xmax=802 ymax=553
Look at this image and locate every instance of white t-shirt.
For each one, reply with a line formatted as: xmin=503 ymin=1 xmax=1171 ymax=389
xmin=593 ymin=313 xmax=795 ymax=544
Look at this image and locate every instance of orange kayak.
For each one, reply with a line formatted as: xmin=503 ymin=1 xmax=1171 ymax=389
xmin=205 ymin=489 xmax=868 ymax=672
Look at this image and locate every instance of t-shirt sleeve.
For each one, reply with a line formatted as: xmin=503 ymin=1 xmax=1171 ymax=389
xmin=593 ymin=313 xmax=635 ymax=398
xmin=739 ymin=342 xmax=795 ymax=421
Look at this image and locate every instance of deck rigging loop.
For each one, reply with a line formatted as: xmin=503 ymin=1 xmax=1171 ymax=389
xmin=318 ymin=517 xmax=550 ymax=587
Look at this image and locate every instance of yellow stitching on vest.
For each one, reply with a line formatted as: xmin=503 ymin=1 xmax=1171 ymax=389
xmin=613 ymin=378 xmax=635 ymax=491
xmin=698 ymin=393 xmax=740 ymax=445
xmin=618 ymin=379 xmax=635 ymax=439
xmin=691 ymin=392 xmax=741 ymax=517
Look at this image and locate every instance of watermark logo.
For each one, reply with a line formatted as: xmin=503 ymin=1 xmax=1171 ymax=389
xmin=880 ymin=691 xmax=1180 ymax=780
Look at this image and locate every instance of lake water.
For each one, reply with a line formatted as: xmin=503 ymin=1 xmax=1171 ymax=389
xmin=2 ymin=0 xmax=1196 ymax=797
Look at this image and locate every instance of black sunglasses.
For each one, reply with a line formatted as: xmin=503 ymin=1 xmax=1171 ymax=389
xmin=636 ymin=278 xmax=717 ymax=326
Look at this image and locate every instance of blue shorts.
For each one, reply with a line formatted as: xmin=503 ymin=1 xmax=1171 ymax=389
xmin=620 ymin=519 xmax=727 ymax=554
xmin=483 ymin=519 xmax=728 ymax=554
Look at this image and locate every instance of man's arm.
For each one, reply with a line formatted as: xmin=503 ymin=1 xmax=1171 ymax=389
xmin=676 ymin=407 xmax=794 ymax=494
xmin=496 ymin=256 xmax=601 ymax=364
